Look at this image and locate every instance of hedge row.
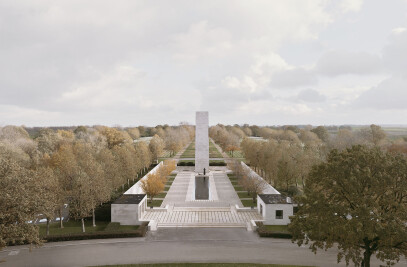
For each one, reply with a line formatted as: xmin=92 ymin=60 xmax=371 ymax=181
xmin=177 ymin=161 xmax=194 ymax=166
xmin=177 ymin=161 xmax=227 ymax=166
xmin=210 ymin=162 xmax=226 ymax=166
xmin=43 ymin=222 xmax=148 ymax=242
xmin=256 ymin=229 xmax=292 ymax=239
xmin=256 ymin=222 xmax=292 ymax=239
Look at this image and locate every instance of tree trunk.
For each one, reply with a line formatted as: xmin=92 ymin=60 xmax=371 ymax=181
xmin=92 ymin=208 xmax=96 ymax=227
xmin=81 ymin=218 xmax=86 ymax=233
xmin=59 ymin=208 xmax=64 ymax=228
xmin=362 ymin=249 xmax=371 ymax=267
xmin=128 ymin=179 xmax=129 ymax=187
xmin=46 ymin=218 xmax=50 ymax=235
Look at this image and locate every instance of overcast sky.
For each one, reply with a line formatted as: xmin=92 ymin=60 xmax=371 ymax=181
xmin=1 ymin=0 xmax=407 ymax=127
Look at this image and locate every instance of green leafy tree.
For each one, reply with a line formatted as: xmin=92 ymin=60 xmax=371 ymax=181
xmin=311 ymin=126 xmax=329 ymax=142
xmin=289 ymin=145 xmax=407 ymax=267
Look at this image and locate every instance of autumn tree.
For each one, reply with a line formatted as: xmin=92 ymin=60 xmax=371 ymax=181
xmin=311 ymin=126 xmax=329 ymax=142
xmin=149 ymin=134 xmax=165 ymax=162
xmin=240 ymin=169 xmax=268 ymax=204
xmin=289 ymin=145 xmax=407 ymax=267
xmin=35 ymin=167 xmax=61 ymax=235
xmin=0 ymin=157 xmax=42 ymax=249
xmin=127 ymin=127 xmax=140 ymax=140
xmin=99 ymin=127 xmax=131 ymax=149
xmin=140 ymin=172 xmax=165 ymax=203
xmin=69 ymin=171 xmax=94 ymax=232
xmin=73 ymin=143 xmax=110 ymax=227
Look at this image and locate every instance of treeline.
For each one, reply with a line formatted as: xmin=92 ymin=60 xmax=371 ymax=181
xmin=211 ymin=124 xmax=407 ymax=196
xmin=0 ymin=124 xmax=193 ymax=249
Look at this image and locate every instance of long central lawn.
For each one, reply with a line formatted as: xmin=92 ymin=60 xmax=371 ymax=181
xmin=180 ymin=142 xmax=195 ymax=158
xmin=209 ymin=140 xmax=223 ymax=158
xmin=92 ymin=264 xmax=313 ymax=267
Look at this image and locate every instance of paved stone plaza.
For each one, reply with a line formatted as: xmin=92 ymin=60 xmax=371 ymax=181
xmin=142 ymin=170 xmax=262 ymax=228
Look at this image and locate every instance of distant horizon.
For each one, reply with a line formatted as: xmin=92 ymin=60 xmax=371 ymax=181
xmin=4 ymin=123 xmax=407 ymax=129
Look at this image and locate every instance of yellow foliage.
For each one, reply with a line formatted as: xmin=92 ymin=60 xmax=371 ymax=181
xmin=140 ymin=172 xmax=165 ymax=202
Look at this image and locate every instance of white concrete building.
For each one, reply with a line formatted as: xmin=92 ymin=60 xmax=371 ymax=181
xmin=257 ymin=194 xmax=297 ymax=225
xmin=111 ymin=194 xmax=147 ymax=225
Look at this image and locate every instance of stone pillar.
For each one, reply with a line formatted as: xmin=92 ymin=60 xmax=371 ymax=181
xmin=195 ymin=111 xmax=209 ymax=174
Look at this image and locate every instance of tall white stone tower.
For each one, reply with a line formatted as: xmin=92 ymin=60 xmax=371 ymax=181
xmin=195 ymin=111 xmax=209 ymax=174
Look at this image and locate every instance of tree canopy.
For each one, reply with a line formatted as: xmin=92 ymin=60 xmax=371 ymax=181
xmin=289 ymin=145 xmax=407 ymax=267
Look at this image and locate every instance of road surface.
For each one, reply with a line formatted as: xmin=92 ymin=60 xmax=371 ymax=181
xmin=1 ymin=228 xmax=406 ymax=267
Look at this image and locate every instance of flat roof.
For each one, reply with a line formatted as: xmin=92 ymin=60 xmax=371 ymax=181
xmin=113 ymin=194 xmax=146 ymax=204
xmin=258 ymin=194 xmax=293 ymax=204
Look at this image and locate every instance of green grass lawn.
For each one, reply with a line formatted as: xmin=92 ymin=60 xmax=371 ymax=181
xmin=180 ymin=142 xmax=195 ymax=158
xmin=227 ymin=150 xmax=244 ymax=158
xmin=147 ymin=199 xmax=163 ymax=207
xmin=209 ymin=140 xmax=223 ymax=158
xmin=39 ymin=220 xmax=140 ymax=238
xmin=39 ymin=220 xmax=110 ymax=236
xmin=238 ymin=191 xmax=251 ymax=198
xmin=159 ymin=150 xmax=173 ymax=158
xmin=156 ymin=192 xmax=167 ymax=198
xmin=92 ymin=263 xmax=312 ymax=267
xmin=241 ymin=199 xmax=256 ymax=207
xmin=233 ymin=185 xmax=245 ymax=191
xmin=262 ymin=225 xmax=290 ymax=233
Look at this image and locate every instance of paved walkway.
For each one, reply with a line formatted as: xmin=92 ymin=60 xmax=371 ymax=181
xmin=161 ymin=171 xmax=243 ymax=208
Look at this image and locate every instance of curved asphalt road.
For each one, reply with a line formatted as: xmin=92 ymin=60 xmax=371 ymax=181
xmin=1 ymin=228 xmax=406 ymax=267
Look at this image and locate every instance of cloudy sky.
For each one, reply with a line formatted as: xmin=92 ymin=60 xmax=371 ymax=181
xmin=1 ymin=0 xmax=407 ymax=127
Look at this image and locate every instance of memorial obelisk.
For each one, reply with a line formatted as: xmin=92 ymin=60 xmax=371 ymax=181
xmin=195 ymin=111 xmax=209 ymax=174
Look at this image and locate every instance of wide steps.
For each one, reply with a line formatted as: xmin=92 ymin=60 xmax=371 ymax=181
xmin=172 ymin=207 xmax=231 ymax=212
xmin=157 ymin=222 xmax=246 ymax=228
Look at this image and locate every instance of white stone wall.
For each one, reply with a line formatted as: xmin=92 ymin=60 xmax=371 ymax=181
xmin=195 ymin=111 xmax=209 ymax=174
xmin=241 ymin=162 xmax=280 ymax=194
xmin=124 ymin=161 xmax=163 ymax=194
xmin=257 ymin=196 xmax=296 ymax=225
xmin=111 ymin=196 xmax=147 ymax=225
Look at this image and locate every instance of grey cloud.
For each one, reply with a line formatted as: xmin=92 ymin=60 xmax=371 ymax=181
xmin=297 ymin=89 xmax=326 ymax=103
xmin=316 ymin=50 xmax=382 ymax=76
xmin=383 ymin=32 xmax=407 ymax=75
xmin=354 ymin=76 xmax=407 ymax=110
xmin=270 ymin=68 xmax=317 ymax=88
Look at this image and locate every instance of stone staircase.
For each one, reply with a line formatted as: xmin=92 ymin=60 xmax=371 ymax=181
xmin=142 ymin=206 xmax=262 ymax=229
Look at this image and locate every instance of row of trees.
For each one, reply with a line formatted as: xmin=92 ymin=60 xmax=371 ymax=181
xmin=239 ymin=124 xmax=405 ymax=195
xmin=140 ymin=160 xmax=176 ymax=203
xmin=228 ymin=160 xmax=268 ymax=204
xmin=0 ymin=124 xmax=192 ymax=250
xmin=209 ymin=125 xmax=245 ymax=156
